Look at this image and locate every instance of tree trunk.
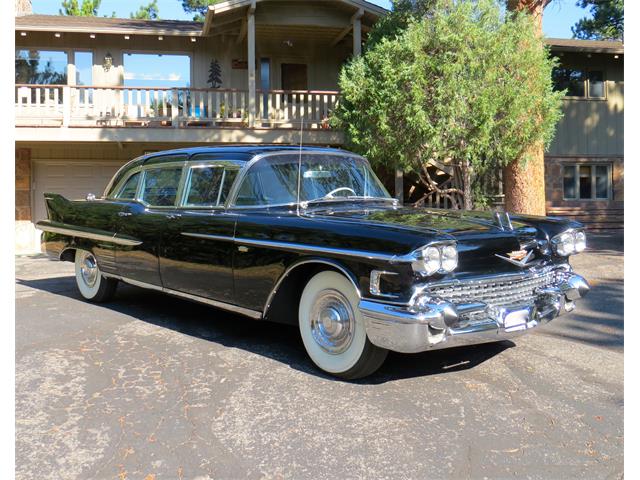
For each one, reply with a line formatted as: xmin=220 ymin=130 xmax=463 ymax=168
xmin=504 ymin=0 xmax=549 ymax=216
xmin=461 ymin=160 xmax=472 ymax=210
xmin=395 ymin=168 xmax=404 ymax=204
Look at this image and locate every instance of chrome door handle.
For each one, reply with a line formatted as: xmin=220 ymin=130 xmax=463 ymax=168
xmin=165 ymin=213 xmax=182 ymax=220
xmin=118 ymin=211 xmax=132 ymax=217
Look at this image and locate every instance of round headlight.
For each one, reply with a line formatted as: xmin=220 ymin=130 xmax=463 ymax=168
xmin=553 ymin=231 xmax=576 ymax=256
xmin=440 ymin=245 xmax=458 ymax=272
xmin=574 ymin=230 xmax=587 ymax=252
xmin=422 ymin=246 xmax=441 ymax=275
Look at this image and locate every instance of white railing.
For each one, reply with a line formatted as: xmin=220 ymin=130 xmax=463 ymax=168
xmin=15 ymin=84 xmax=339 ymax=129
xmin=257 ymin=90 xmax=339 ymax=128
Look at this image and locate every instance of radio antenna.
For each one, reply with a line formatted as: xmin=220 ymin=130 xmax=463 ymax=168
xmin=296 ymin=116 xmax=304 ymax=215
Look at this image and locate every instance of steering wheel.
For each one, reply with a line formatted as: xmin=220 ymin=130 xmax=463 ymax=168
xmin=325 ymin=187 xmax=357 ymax=198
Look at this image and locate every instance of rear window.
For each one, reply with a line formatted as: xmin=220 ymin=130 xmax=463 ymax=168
xmin=115 ymin=172 xmax=141 ymax=200
xmin=141 ymin=167 xmax=183 ymax=206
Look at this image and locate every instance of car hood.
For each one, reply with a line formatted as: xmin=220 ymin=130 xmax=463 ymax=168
xmin=303 ymin=205 xmax=532 ymax=237
xmin=302 ymin=205 xmax=546 ymax=274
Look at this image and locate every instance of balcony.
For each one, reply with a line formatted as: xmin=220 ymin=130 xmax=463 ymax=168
xmin=15 ymin=84 xmax=343 ymax=144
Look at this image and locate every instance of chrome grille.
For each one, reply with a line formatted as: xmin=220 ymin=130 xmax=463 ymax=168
xmin=426 ymin=270 xmax=559 ymax=308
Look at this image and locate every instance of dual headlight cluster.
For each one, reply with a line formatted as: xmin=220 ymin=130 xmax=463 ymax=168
xmin=412 ymin=242 xmax=458 ymax=276
xmin=551 ymin=229 xmax=587 ymax=256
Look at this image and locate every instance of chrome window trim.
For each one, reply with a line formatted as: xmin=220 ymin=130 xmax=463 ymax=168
xmin=224 ymin=150 xmax=381 ymax=210
xmin=136 ymin=160 xmax=188 ymax=209
xmin=101 ymin=273 xmax=263 ymax=319
xmin=106 ymin=166 xmax=144 ymax=201
xmin=178 ymin=160 xmax=243 ymax=209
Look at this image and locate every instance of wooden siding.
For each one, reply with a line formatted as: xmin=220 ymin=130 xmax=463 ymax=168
xmin=547 ymin=52 xmax=623 ymax=157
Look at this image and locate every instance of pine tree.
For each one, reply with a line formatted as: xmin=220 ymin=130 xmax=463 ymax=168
xmin=208 ymin=59 xmax=222 ymax=89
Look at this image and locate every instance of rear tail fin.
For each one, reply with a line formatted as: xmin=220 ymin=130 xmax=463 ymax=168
xmin=42 ymin=193 xmax=72 ymax=223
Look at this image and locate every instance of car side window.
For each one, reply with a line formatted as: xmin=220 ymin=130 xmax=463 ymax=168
xmin=141 ymin=167 xmax=183 ymax=207
xmin=184 ymin=166 xmax=239 ymax=207
xmin=115 ymin=172 xmax=141 ymax=200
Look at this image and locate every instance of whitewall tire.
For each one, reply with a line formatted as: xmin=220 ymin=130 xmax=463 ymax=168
xmin=74 ymin=249 xmax=118 ymax=302
xmin=298 ymin=270 xmax=388 ymax=379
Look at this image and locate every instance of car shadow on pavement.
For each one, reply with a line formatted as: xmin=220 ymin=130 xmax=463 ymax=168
xmin=17 ymin=275 xmax=513 ymax=383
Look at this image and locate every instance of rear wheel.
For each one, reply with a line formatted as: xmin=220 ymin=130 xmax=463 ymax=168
xmin=298 ymin=271 xmax=388 ymax=379
xmin=74 ymin=249 xmax=118 ymax=302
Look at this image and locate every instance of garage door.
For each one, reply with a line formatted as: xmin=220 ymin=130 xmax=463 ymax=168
xmin=33 ymin=161 xmax=125 ymax=222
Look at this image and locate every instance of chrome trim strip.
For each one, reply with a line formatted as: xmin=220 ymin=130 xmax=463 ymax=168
xmin=180 ymin=232 xmax=414 ymax=263
xmin=179 ymin=231 xmax=412 ymax=262
xmin=181 ymin=232 xmax=236 ymax=242
xmin=263 ymin=259 xmax=362 ymax=317
xmin=102 ymin=273 xmax=263 ymax=319
xmin=36 ymin=221 xmax=142 ymax=246
xmin=237 ymin=237 xmax=401 ymax=261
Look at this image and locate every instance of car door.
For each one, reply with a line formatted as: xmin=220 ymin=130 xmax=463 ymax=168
xmin=115 ymin=155 xmax=187 ymax=286
xmin=159 ymin=158 xmax=241 ymax=303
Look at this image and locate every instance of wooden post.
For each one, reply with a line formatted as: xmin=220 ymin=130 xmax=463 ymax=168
xmin=171 ymin=88 xmax=179 ymax=127
xmin=352 ymin=9 xmax=363 ymax=57
xmin=62 ymin=86 xmax=70 ymax=127
xmin=247 ymin=0 xmax=256 ymax=128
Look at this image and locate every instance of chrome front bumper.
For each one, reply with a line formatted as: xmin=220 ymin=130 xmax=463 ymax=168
xmin=360 ymin=268 xmax=590 ymax=354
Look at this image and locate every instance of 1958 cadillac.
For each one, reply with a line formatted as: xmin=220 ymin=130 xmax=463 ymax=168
xmin=38 ymin=146 xmax=590 ymax=379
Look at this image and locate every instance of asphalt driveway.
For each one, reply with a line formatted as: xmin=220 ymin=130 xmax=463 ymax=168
xmin=15 ymin=232 xmax=623 ymax=479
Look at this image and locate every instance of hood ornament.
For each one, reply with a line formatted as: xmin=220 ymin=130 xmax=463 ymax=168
xmin=495 ymin=249 xmax=534 ymax=268
xmin=493 ymin=211 xmax=514 ymax=231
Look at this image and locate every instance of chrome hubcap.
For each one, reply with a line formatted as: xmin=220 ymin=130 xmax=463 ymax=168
xmin=310 ymin=290 xmax=354 ymax=354
xmin=80 ymin=253 xmax=98 ymax=287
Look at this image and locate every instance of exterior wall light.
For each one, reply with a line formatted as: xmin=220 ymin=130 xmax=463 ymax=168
xmin=103 ymin=52 xmax=113 ymax=72
xmin=190 ymin=37 xmax=196 ymax=42
xmin=158 ymin=35 xmax=163 ymax=40
xmin=124 ymin=35 xmax=130 ymax=40
xmin=54 ymin=33 xmax=61 ymax=38
xmin=20 ymin=32 xmax=27 ymax=36
xmin=90 ymin=34 xmax=96 ymax=39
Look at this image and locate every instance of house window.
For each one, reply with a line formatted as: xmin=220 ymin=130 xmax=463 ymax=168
xmin=123 ymin=53 xmax=191 ymax=88
xmin=552 ymin=65 xmax=605 ymax=99
xmin=15 ymin=49 xmax=68 ymax=84
xmin=563 ymin=164 xmax=611 ymax=200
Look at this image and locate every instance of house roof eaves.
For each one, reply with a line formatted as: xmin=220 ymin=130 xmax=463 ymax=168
xmin=546 ymin=38 xmax=624 ymax=54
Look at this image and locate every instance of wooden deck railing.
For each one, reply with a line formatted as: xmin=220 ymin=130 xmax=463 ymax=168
xmin=14 ymin=84 xmax=340 ymax=129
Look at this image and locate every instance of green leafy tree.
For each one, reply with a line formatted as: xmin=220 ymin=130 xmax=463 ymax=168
xmin=130 ymin=0 xmax=160 ymax=20
xmin=333 ymin=0 xmax=564 ymax=209
xmin=572 ymin=0 xmax=623 ymax=40
xmin=366 ymin=0 xmax=437 ymax=49
xmin=59 ymin=0 xmax=101 ymax=16
xmin=180 ymin=0 xmax=222 ymax=22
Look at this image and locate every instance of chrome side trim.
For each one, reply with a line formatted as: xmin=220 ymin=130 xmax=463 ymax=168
xmin=179 ymin=232 xmax=415 ymax=262
xmin=36 ymin=221 xmax=142 ymax=246
xmin=102 ymin=273 xmax=263 ymax=319
xmin=263 ymin=259 xmax=361 ymax=317
xmin=181 ymin=232 xmax=236 ymax=242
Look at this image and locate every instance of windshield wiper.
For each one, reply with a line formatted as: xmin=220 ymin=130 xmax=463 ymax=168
xmin=300 ymin=196 xmax=398 ymax=208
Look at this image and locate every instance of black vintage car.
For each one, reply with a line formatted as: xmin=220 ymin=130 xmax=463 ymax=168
xmin=38 ymin=146 xmax=589 ymax=379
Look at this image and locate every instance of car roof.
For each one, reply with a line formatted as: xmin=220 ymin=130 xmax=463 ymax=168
xmin=140 ymin=145 xmax=350 ymax=164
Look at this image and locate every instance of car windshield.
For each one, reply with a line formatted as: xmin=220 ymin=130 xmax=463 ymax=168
xmin=233 ymin=153 xmax=392 ymax=207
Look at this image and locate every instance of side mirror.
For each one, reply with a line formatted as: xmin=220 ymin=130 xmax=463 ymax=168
xmin=86 ymin=193 xmax=96 ymax=201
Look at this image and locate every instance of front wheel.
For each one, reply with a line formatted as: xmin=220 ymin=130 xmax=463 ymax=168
xmin=74 ymin=249 xmax=118 ymax=302
xmin=298 ymin=271 xmax=388 ymax=379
